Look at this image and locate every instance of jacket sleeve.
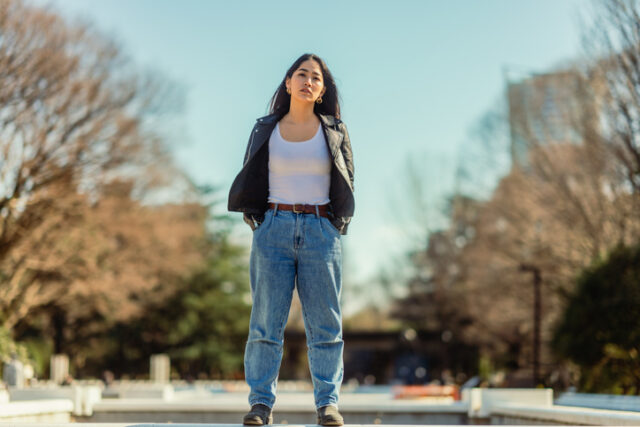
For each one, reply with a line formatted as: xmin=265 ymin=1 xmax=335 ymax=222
xmin=239 ymin=124 xmax=263 ymax=230
xmin=242 ymin=124 xmax=258 ymax=166
xmin=339 ymin=122 xmax=354 ymax=191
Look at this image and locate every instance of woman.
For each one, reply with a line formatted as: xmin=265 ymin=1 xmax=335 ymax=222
xmin=228 ymin=53 xmax=355 ymax=426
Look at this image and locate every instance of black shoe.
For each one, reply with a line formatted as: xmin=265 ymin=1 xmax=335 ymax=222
xmin=317 ymin=405 xmax=344 ymax=426
xmin=243 ymin=403 xmax=273 ymax=425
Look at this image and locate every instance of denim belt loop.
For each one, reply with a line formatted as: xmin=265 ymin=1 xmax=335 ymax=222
xmin=274 ymin=203 xmax=279 ymax=215
xmin=315 ymin=204 xmax=320 ymax=218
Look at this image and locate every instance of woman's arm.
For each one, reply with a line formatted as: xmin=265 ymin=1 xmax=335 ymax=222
xmin=339 ymin=122 xmax=354 ymax=191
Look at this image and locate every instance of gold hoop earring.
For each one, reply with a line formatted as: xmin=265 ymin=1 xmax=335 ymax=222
xmin=316 ymin=97 xmax=323 ymax=104
xmin=286 ymin=88 xmax=291 ymax=94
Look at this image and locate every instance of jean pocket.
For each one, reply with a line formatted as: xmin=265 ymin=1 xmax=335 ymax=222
xmin=322 ymin=216 xmax=341 ymax=236
xmin=253 ymin=209 xmax=273 ymax=233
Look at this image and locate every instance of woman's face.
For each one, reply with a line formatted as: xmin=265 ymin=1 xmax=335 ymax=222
xmin=286 ymin=59 xmax=326 ymax=104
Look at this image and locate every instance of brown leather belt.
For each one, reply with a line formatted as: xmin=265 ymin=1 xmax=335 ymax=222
xmin=269 ymin=202 xmax=330 ymax=218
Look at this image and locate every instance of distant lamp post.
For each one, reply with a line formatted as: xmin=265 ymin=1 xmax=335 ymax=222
xmin=519 ymin=262 xmax=542 ymax=386
xmin=520 ymin=220 xmax=543 ymax=387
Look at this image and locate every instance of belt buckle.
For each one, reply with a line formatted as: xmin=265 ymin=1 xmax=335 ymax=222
xmin=292 ymin=203 xmax=303 ymax=213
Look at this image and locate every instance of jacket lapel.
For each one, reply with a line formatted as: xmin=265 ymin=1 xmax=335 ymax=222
xmin=247 ymin=113 xmax=344 ymax=163
xmin=318 ymin=114 xmax=344 ymax=158
xmin=245 ymin=115 xmax=276 ymax=163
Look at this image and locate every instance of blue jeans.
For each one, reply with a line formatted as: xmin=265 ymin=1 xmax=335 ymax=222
xmin=244 ymin=205 xmax=344 ymax=410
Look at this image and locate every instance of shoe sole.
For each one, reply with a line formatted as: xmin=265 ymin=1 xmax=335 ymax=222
xmin=317 ymin=419 xmax=344 ymax=426
xmin=243 ymin=416 xmax=273 ymax=425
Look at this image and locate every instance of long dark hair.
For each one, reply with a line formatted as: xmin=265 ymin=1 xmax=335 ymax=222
xmin=268 ymin=53 xmax=341 ymax=119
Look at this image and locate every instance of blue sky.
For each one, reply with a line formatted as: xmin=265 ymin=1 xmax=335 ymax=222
xmin=41 ymin=0 xmax=585 ymax=312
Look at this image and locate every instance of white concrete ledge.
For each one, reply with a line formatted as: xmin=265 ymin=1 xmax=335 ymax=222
xmin=0 ymin=399 xmax=73 ymax=423
xmin=92 ymin=392 xmax=465 ymax=413
xmin=0 ymin=425 xmax=395 ymax=427
xmin=0 ymin=399 xmax=73 ymax=417
xmin=108 ymin=383 xmax=175 ymax=400
xmin=464 ymin=387 xmax=553 ymax=418
xmin=9 ymin=385 xmax=102 ymax=415
xmin=3 ymin=386 xmax=639 ymax=426
xmin=1 ymin=424 xmax=636 ymax=427
xmin=0 ymin=425 xmax=586 ymax=427
xmin=1 ymin=425 xmax=429 ymax=427
xmin=492 ymin=402 xmax=640 ymax=426
xmin=556 ymin=392 xmax=640 ymax=412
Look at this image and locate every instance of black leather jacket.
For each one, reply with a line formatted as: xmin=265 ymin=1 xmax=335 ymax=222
xmin=228 ymin=112 xmax=355 ymax=235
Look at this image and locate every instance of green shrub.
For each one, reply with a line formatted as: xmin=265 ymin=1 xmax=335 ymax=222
xmin=552 ymin=243 xmax=640 ymax=393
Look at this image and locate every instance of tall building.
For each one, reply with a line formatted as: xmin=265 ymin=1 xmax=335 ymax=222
xmin=507 ymin=70 xmax=587 ymax=168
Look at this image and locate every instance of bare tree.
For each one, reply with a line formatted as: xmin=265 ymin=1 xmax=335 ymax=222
xmin=457 ymin=60 xmax=640 ymax=383
xmin=0 ymin=0 xmax=201 ymax=329
xmin=391 ymin=0 xmax=640 ymax=386
xmin=583 ymin=0 xmax=640 ymax=195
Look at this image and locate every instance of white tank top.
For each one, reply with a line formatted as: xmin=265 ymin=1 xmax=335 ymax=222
xmin=267 ymin=121 xmax=331 ymax=205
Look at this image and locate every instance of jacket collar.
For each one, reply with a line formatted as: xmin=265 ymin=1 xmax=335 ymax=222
xmin=249 ymin=112 xmax=344 ymax=161
xmin=256 ymin=112 xmax=340 ymax=127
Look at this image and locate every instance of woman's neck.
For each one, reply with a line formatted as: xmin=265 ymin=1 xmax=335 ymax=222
xmin=284 ymin=102 xmax=317 ymax=124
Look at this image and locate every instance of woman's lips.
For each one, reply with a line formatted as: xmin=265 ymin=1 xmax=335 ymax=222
xmin=301 ymin=89 xmax=312 ymax=94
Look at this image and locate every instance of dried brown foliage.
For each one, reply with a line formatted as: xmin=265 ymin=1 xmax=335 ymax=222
xmin=459 ymin=67 xmax=640 ymax=376
xmin=584 ymin=0 xmax=640 ymax=195
xmin=0 ymin=0 xmax=206 ymax=330
xmin=396 ymin=1 xmax=640 ymax=381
